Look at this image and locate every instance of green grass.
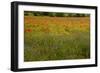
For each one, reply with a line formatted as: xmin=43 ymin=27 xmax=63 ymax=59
xmin=24 ymin=30 xmax=90 ymax=61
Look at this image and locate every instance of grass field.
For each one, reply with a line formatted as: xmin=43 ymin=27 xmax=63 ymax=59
xmin=24 ymin=16 xmax=90 ymax=61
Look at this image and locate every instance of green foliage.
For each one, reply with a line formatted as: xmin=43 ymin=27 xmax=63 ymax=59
xmin=24 ymin=25 xmax=90 ymax=61
xmin=24 ymin=11 xmax=90 ymax=17
xmin=24 ymin=31 xmax=90 ymax=61
xmin=55 ymin=13 xmax=65 ymax=17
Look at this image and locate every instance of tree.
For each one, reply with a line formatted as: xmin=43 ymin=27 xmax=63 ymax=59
xmin=55 ymin=13 xmax=65 ymax=17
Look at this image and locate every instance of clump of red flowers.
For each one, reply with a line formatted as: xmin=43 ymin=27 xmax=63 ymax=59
xmin=25 ymin=29 xmax=32 ymax=32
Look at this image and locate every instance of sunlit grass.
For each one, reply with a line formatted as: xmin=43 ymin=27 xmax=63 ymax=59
xmin=24 ymin=16 xmax=90 ymax=61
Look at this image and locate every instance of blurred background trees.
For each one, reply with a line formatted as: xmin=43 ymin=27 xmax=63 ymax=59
xmin=24 ymin=11 xmax=90 ymax=17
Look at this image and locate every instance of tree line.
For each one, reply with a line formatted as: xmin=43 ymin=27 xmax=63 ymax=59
xmin=24 ymin=11 xmax=90 ymax=17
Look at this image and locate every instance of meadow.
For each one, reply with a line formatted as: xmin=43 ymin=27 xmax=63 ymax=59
xmin=24 ymin=13 xmax=90 ymax=61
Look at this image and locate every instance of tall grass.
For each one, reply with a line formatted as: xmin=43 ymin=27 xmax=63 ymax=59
xmin=24 ymin=16 xmax=90 ymax=61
